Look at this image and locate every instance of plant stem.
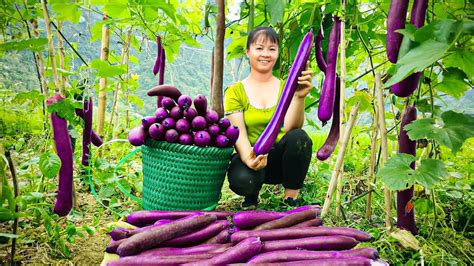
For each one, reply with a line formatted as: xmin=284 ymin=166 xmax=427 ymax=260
xmin=350 ymin=61 xmax=388 ymax=83
xmin=429 ymin=189 xmax=438 ymax=239
xmin=322 ymin=102 xmax=360 ymax=216
xmin=51 ymin=21 xmax=89 ymax=67
xmin=5 ymin=151 xmax=19 ymax=263
xmin=356 ymin=27 xmax=375 ymax=77
xmin=375 ymin=73 xmax=392 ymax=229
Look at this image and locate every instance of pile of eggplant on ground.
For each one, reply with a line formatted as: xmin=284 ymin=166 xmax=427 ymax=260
xmin=104 ymin=205 xmax=387 ymax=265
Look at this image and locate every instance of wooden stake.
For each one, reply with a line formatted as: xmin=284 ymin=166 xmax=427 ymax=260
xmin=97 ymin=16 xmax=110 ymax=136
xmin=211 ymin=0 xmax=225 ymax=117
xmin=375 ymin=73 xmax=392 ymax=229
xmin=335 ymin=0 xmax=347 ymax=217
xmin=41 ymin=0 xmax=59 ymax=93
xmin=322 ymin=102 xmax=360 ymax=216
xmin=365 ymin=106 xmax=379 ymax=220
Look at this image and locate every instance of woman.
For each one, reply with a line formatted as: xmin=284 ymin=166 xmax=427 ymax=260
xmin=224 ymin=27 xmax=314 ymax=209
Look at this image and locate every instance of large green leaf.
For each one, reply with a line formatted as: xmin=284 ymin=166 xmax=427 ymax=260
xmin=0 ymin=38 xmax=48 ymax=52
xmin=435 ymin=68 xmax=470 ymax=99
xmin=51 ymin=3 xmax=82 ymax=23
xmin=265 ymin=0 xmax=287 ymax=25
xmin=405 ymin=111 xmax=474 ymax=153
xmin=380 ymin=153 xmax=416 ymax=191
xmin=443 ymin=48 xmax=474 ymax=80
xmin=380 ymin=154 xmax=447 ymax=190
xmin=415 ymin=159 xmax=448 ymax=188
xmin=90 ymin=59 xmax=127 ymax=78
xmin=39 ymin=152 xmax=61 ymax=178
xmin=384 ymin=40 xmax=449 ymax=88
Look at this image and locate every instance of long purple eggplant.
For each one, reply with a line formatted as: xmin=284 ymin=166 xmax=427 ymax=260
xmin=153 ymin=35 xmax=162 ymax=76
xmin=386 ymin=0 xmax=410 ymax=63
xmin=81 ymin=97 xmax=93 ymax=166
xmin=253 ymin=29 xmax=314 ymax=155
xmin=159 ymin=45 xmax=165 ymax=85
xmin=391 ymin=0 xmax=428 ymax=97
xmin=127 ymin=210 xmax=231 ymax=226
xmin=231 ymin=226 xmax=371 ymax=243
xmin=75 ymin=108 xmax=103 ymax=147
xmin=397 ymin=105 xmax=418 ymax=235
xmin=318 ymin=16 xmax=341 ymax=124
xmin=317 ymin=76 xmax=340 ymax=160
xmin=315 ymin=28 xmax=327 ymax=73
xmin=247 ymin=248 xmax=379 ymax=263
xmin=261 ymin=235 xmax=359 ymax=252
xmin=48 ymin=95 xmax=74 ymax=216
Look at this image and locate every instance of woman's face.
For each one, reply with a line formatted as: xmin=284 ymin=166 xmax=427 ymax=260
xmin=246 ymin=36 xmax=279 ymax=74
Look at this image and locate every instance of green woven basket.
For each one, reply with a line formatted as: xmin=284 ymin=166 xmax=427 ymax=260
xmin=141 ymin=140 xmax=234 ymax=210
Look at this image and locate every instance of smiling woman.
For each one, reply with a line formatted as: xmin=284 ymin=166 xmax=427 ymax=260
xmin=224 ymin=26 xmax=314 ymax=209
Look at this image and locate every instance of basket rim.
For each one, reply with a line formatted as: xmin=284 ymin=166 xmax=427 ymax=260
xmin=144 ymin=139 xmax=234 ymax=156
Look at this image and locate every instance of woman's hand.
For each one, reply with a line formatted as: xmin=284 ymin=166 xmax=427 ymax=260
xmin=243 ymin=150 xmax=268 ymax=171
xmin=295 ymin=61 xmax=313 ymax=98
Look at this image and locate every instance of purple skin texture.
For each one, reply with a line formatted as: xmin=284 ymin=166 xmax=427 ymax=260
xmin=318 ymin=17 xmax=341 ymax=124
xmin=391 ymin=0 xmax=428 ymax=97
xmin=253 ymin=30 xmax=314 ymax=155
xmin=396 ymin=105 xmax=418 ymax=235
xmin=386 ymin=0 xmax=410 ymax=63
xmin=149 ymin=123 xmax=165 ymax=140
xmin=128 ymin=125 xmax=147 ymax=146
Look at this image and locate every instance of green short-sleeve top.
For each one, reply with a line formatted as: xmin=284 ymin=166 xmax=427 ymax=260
xmin=224 ymin=81 xmax=286 ymax=146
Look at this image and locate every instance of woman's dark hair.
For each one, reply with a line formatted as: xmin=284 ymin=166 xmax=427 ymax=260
xmin=246 ymin=26 xmax=279 ymax=49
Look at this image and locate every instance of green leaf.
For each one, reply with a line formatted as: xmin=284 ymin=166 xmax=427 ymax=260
xmin=103 ymin=3 xmax=130 ymax=19
xmin=405 ymin=111 xmax=474 ymax=153
xmin=435 ymin=68 xmax=470 ymax=99
xmin=416 ymin=159 xmax=447 ymax=188
xmin=0 ymin=207 xmax=16 ymax=222
xmin=156 ymin=2 xmax=177 ymax=22
xmin=379 ymin=153 xmax=416 ymax=191
xmin=346 ymin=91 xmax=372 ymax=113
xmin=0 ymin=38 xmax=48 ymax=52
xmin=39 ymin=152 xmax=61 ymax=178
xmin=380 ymin=155 xmax=447 ymax=190
xmin=128 ymin=95 xmax=144 ymax=110
xmin=0 ymin=233 xmax=18 ymax=239
xmin=265 ymin=0 xmax=287 ymax=25
xmin=443 ymin=48 xmax=474 ymax=80
xmin=99 ymin=186 xmax=115 ymax=198
xmin=90 ymin=59 xmax=126 ymax=78
xmin=51 ymin=3 xmax=81 ymax=24
xmin=384 ymin=40 xmax=449 ymax=88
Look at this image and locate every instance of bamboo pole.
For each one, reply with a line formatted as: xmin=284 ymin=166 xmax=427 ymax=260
xmin=97 ymin=16 xmax=110 ymax=136
xmin=335 ymin=0 xmax=347 ymax=217
xmin=365 ymin=106 xmax=379 ymax=220
xmin=322 ymin=102 xmax=360 ymax=216
xmin=56 ymin=21 xmax=66 ymax=94
xmin=211 ymin=0 xmax=225 ymax=117
xmin=375 ymin=73 xmax=392 ymax=229
xmin=108 ymin=28 xmax=132 ymax=139
xmin=41 ymin=0 xmax=59 ymax=93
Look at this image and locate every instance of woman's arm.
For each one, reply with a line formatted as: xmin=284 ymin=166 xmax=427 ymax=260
xmin=227 ymin=112 xmax=267 ymax=170
xmin=284 ymin=67 xmax=313 ymax=132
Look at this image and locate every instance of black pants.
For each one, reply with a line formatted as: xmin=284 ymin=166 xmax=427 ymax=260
xmin=227 ymin=129 xmax=313 ymax=197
